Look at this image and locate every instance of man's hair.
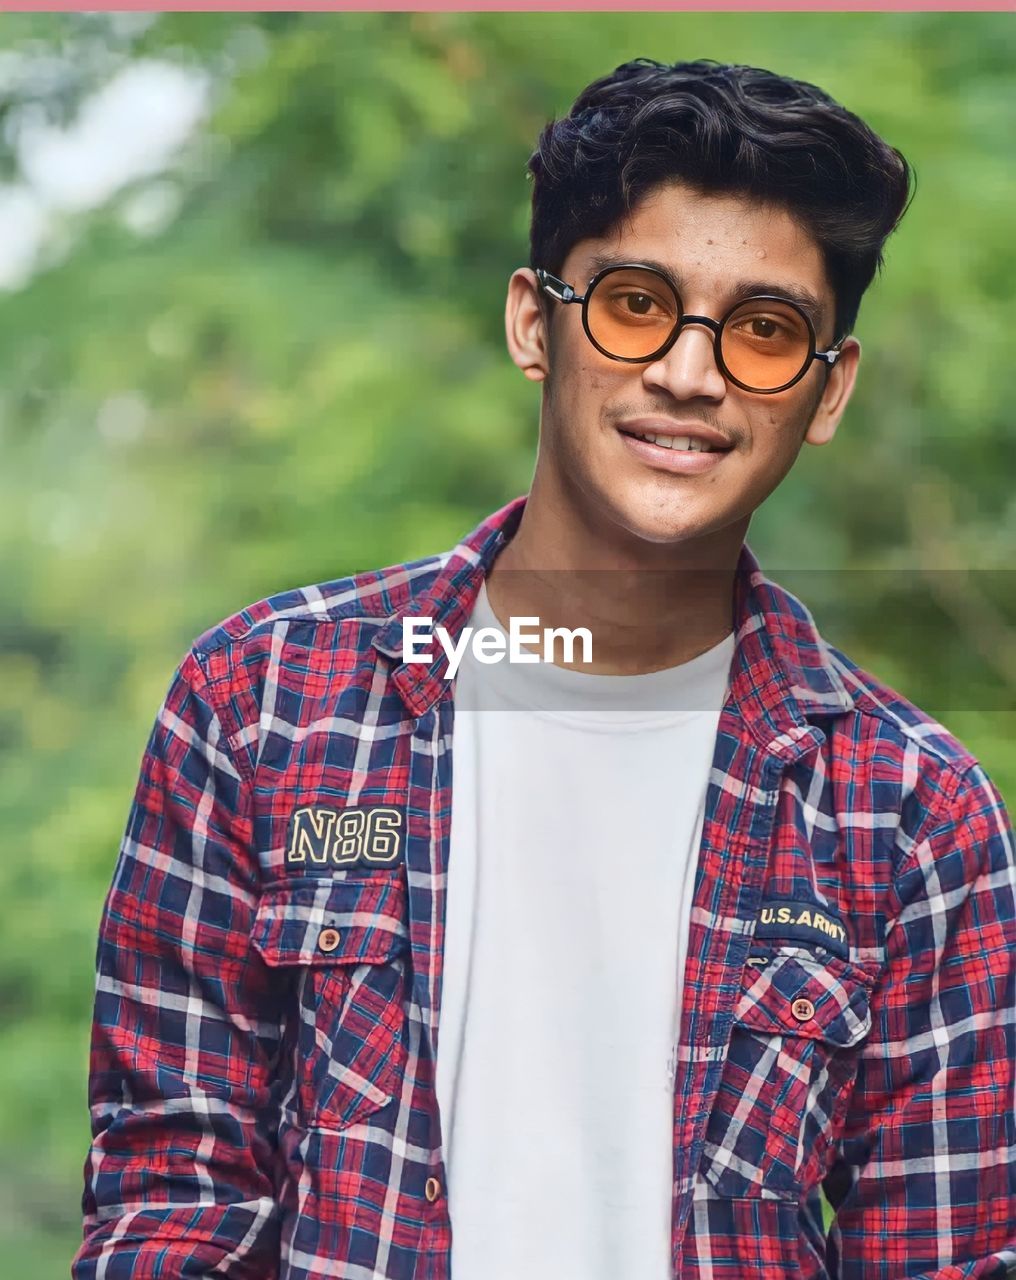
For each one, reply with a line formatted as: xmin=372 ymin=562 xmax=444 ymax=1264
xmin=528 ymin=59 xmax=913 ymax=339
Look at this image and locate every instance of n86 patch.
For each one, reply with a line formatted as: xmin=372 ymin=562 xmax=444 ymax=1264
xmin=285 ymin=804 xmax=404 ymax=870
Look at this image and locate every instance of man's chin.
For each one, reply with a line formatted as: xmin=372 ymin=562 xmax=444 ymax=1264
xmin=598 ymin=490 xmax=750 ymax=559
xmin=609 ymin=505 xmax=720 ymax=551
xmin=557 ymin=462 xmax=746 ymax=559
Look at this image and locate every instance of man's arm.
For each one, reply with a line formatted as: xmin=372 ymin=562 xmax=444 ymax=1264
xmin=824 ymin=761 xmax=1016 ymax=1279
xmin=73 ymin=649 xmax=283 ymax=1279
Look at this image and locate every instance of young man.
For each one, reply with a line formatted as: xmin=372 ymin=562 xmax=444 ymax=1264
xmin=74 ymin=60 xmax=1015 ymax=1280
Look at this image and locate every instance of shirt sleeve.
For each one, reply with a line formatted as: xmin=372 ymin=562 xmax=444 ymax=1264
xmin=72 ymin=650 xmax=284 ymax=1279
xmin=824 ymin=761 xmax=1016 ymax=1279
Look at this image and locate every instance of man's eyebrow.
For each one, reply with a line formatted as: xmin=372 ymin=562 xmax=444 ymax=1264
xmin=581 ymin=253 xmax=825 ymax=328
xmin=728 ymin=279 xmax=824 ymax=328
xmin=583 ymin=252 xmax=676 ymax=283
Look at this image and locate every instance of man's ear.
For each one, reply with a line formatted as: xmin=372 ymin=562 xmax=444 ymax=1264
xmin=804 ymin=336 xmax=861 ymax=446
xmin=505 ymin=268 xmax=550 ymax=383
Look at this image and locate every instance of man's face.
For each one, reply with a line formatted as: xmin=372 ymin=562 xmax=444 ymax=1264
xmin=509 ymin=181 xmax=859 ymax=552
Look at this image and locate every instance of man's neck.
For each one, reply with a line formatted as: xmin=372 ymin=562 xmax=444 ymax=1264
xmin=485 ymin=491 xmax=744 ymax=676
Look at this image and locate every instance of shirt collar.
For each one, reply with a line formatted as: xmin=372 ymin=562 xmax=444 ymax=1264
xmin=373 ymin=495 xmax=855 ymax=739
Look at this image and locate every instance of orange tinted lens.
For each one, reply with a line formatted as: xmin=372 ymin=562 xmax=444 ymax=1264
xmin=586 ymin=269 xmax=679 ymax=359
xmin=720 ymin=300 xmax=811 ymax=389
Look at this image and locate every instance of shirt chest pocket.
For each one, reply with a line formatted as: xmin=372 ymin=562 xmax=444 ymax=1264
xmin=252 ymin=873 xmax=411 ymax=1132
xmin=700 ymin=947 xmax=874 ymax=1201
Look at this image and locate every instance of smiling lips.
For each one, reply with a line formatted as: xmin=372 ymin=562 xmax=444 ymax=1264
xmin=617 ymin=420 xmax=734 ymax=472
xmin=619 ymin=417 xmax=733 ymax=449
xmin=627 ymin=431 xmax=720 ymax=452
xmin=614 ymin=424 xmax=731 ymax=476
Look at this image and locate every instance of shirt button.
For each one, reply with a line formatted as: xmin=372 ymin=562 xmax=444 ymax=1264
xmin=318 ymin=927 xmax=342 ymax=953
xmin=791 ymin=997 xmax=815 ymax=1022
xmin=425 ymin=1176 xmax=442 ymax=1203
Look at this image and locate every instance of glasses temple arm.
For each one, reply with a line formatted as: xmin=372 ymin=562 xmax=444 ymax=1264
xmin=816 ymin=333 xmax=850 ymax=366
xmin=535 ymin=268 xmax=583 ymax=304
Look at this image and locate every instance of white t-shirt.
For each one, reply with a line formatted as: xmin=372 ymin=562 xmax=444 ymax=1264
xmin=435 ymin=582 xmax=735 ymax=1279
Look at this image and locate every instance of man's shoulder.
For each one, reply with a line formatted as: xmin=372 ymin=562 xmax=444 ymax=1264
xmin=819 ymin=636 xmax=987 ymax=806
xmin=189 ymin=549 xmax=450 ymax=662
xmin=760 ymin=567 xmax=984 ymax=793
xmin=772 ymin=593 xmax=1012 ymax=855
xmin=184 ymin=498 xmax=521 ymax=670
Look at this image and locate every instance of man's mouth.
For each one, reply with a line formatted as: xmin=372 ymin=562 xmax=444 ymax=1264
xmin=621 ymin=430 xmax=727 ymax=453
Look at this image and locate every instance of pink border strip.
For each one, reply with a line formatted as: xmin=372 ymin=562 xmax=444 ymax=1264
xmin=1 ymin=1 xmax=1014 ymax=11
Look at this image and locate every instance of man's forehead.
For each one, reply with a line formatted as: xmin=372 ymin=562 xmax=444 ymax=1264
xmin=611 ymin=181 xmax=821 ymax=254
xmin=572 ymin=183 xmax=830 ymax=305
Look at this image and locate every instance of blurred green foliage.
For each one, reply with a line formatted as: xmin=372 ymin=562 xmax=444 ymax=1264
xmin=0 ymin=12 xmax=1013 ymax=1274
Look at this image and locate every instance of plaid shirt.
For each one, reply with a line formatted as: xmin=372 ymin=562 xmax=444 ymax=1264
xmin=74 ymin=495 xmax=1016 ymax=1280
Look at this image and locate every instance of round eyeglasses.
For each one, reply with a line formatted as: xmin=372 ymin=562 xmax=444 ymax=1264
xmin=536 ymin=263 xmax=843 ymax=395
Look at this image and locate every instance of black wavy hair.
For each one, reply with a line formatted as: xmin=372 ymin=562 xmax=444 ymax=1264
xmin=528 ymin=59 xmax=913 ymax=339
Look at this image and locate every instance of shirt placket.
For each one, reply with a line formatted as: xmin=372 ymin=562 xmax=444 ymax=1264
xmin=670 ymin=707 xmax=824 ymax=1276
xmin=403 ymin=695 xmax=455 ymax=1278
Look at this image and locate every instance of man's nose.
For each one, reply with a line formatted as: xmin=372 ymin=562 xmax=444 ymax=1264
xmin=641 ymin=321 xmax=727 ymax=402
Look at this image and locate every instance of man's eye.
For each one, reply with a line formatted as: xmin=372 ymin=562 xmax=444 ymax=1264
xmin=749 ymin=317 xmax=780 ymax=338
xmin=729 ymin=313 xmax=794 ymax=341
xmin=619 ymin=292 xmax=660 ymax=316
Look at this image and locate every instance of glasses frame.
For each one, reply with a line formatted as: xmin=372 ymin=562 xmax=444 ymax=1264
xmin=536 ymin=263 xmax=844 ymax=395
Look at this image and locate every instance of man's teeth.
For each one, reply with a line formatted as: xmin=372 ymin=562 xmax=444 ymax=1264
xmin=634 ymin=432 xmax=717 ymax=452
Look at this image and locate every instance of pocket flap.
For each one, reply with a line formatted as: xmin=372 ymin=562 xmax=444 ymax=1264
xmin=252 ymin=873 xmax=409 ymax=967
xmin=734 ymin=949 xmax=873 ymax=1047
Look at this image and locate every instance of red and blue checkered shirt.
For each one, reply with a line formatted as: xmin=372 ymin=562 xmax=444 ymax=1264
xmin=74 ymin=496 xmax=1016 ymax=1279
